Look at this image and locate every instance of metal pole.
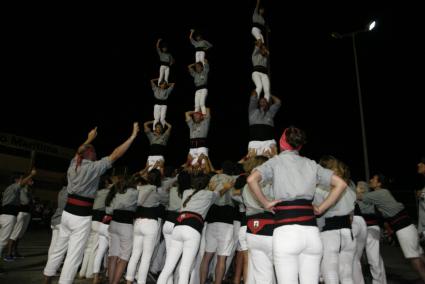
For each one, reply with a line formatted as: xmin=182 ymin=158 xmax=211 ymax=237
xmin=352 ymin=34 xmax=370 ymax=181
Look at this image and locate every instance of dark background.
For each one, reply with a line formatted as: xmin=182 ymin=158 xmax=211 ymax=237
xmin=1 ymin=2 xmax=421 ymax=191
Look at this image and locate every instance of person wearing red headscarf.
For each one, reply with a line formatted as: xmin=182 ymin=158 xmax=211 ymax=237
xmin=247 ymin=126 xmax=347 ymax=284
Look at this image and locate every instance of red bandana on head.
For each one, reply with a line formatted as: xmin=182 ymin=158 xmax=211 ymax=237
xmin=279 ymin=129 xmax=302 ymax=152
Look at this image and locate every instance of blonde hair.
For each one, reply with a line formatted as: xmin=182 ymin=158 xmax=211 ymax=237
xmin=319 ymin=155 xmax=350 ymax=183
xmin=243 ymin=156 xmax=269 ymax=173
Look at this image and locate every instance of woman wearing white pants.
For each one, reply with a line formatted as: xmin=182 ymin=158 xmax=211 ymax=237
xmin=188 ymin=60 xmax=210 ymax=115
xmin=189 ymin=29 xmax=212 ymax=64
xmin=126 ymin=170 xmax=162 ymax=284
xmin=351 ymin=210 xmax=368 ymax=284
xmin=314 ymin=157 xmax=357 ymax=284
xmin=43 ymin=124 xmax=139 ymax=284
xmin=157 ymin=174 xmax=219 ymax=284
xmin=248 ymin=127 xmax=348 ymax=284
xmin=251 ymin=0 xmax=266 ymax=43
xmin=242 ymin=155 xmax=276 ymax=284
xmin=356 ymin=181 xmax=387 ymax=284
xmin=358 ymin=174 xmax=425 ymax=281
xmin=251 ymin=40 xmax=270 ymax=102
xmin=156 ymin=38 xmax=174 ymax=84
xmin=150 ymin=78 xmax=175 ymax=130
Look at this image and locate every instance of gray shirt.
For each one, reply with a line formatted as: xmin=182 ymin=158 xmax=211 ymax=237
xmin=157 ymin=47 xmax=174 ymax=64
xmin=67 ymin=156 xmax=112 ymax=198
xmin=2 ymin=183 xmax=21 ymax=206
xmin=210 ymin=174 xmax=235 ymax=207
xmin=189 ymin=63 xmax=209 ymax=87
xmin=362 ymin=189 xmax=404 ymax=218
xmin=180 ymin=189 xmax=219 ymax=219
xmin=158 ymin=177 xmax=178 ymax=208
xmin=187 ymin=115 xmax=210 ymax=139
xmin=190 ymin=39 xmax=213 ymax=50
xmin=107 ymin=188 xmax=138 ymax=214
xmin=51 ymin=186 xmax=68 ymax=226
xmin=93 ymin=188 xmax=110 ymax=211
xmin=253 ymin=7 xmax=265 ymax=26
xmin=152 ymin=83 xmax=174 ymax=101
xmin=357 ymin=200 xmax=376 ymax=215
xmin=256 ymin=151 xmax=334 ymax=201
xmin=252 ymin=46 xmax=268 ymax=67
xmin=146 ymin=131 xmax=170 ymax=146
xmin=168 ymin=186 xmax=182 ymax=212
xmin=248 ymin=96 xmax=281 ymax=126
xmin=242 ymin=182 xmax=273 ymax=216
xmin=20 ymin=186 xmax=32 ymax=206
xmin=137 ymin=185 xmax=161 ymax=207
xmin=313 ymin=184 xmax=356 ymax=218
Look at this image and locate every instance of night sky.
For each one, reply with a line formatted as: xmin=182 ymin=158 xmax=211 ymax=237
xmin=2 ymin=2 xmax=421 ymax=191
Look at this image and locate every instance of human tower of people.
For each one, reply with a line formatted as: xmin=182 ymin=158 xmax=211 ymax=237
xmin=1 ymin=1 xmax=425 ymax=284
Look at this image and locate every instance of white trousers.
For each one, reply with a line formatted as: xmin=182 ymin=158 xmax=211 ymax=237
xmin=93 ymin=222 xmax=109 ymax=274
xmin=195 ymin=51 xmax=206 ymax=64
xmin=248 ymin=140 xmax=276 ymax=156
xmin=79 ymin=220 xmax=99 ymax=278
xmin=321 ymin=228 xmax=357 ymax=284
xmin=10 ymin=212 xmax=31 ymax=240
xmin=44 ymin=211 xmax=92 ymax=284
xmin=162 ymin=220 xmax=180 ymax=284
xmin=126 ymin=218 xmax=159 ymax=283
xmin=396 ymin=224 xmax=423 ymax=258
xmin=153 ymin=104 xmax=167 ymax=129
xmin=251 ymin=27 xmax=264 ymax=43
xmin=252 ymin=71 xmax=270 ymax=102
xmin=189 ymin=224 xmax=207 ymax=284
xmin=157 ymin=225 xmax=201 ymax=284
xmin=0 ymin=214 xmax=17 ymax=256
xmin=351 ymin=216 xmax=367 ymax=284
xmin=247 ymin=233 xmax=275 ymax=284
xmin=366 ymin=225 xmax=387 ymax=284
xmin=48 ymin=224 xmax=64 ymax=259
xmin=189 ymin=147 xmax=209 ymax=166
xmin=159 ymin=65 xmax=170 ymax=84
xmin=273 ymin=225 xmax=323 ymax=284
xmin=194 ymin=88 xmax=208 ymax=114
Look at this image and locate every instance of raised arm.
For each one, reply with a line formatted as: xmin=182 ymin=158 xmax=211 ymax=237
xmin=108 ymin=122 xmax=139 ymax=163
xmin=144 ymin=120 xmax=154 ymax=132
xmin=268 ymin=95 xmax=282 ymax=116
xmin=81 ymin=127 xmax=97 ymax=147
xmin=164 ymin=121 xmax=172 ymax=135
xmin=204 ymin=40 xmax=213 ymax=50
xmin=20 ymin=169 xmax=37 ymax=186
xmin=156 ymin=38 xmax=162 ymax=49
xmin=151 ymin=78 xmax=158 ymax=88
xmin=248 ymin=90 xmax=258 ymax=113
xmin=185 ymin=110 xmax=195 ymax=122
xmin=189 ymin=29 xmax=196 ymax=45
xmin=255 ymin=0 xmax=261 ymax=11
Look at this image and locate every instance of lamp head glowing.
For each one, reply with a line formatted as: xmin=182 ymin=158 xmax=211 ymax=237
xmin=368 ymin=21 xmax=376 ymax=31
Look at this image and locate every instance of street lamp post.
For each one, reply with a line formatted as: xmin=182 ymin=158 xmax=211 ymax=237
xmin=331 ymin=20 xmax=376 ymax=182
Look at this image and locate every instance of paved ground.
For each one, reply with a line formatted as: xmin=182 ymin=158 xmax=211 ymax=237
xmin=0 ymin=226 xmax=423 ymax=283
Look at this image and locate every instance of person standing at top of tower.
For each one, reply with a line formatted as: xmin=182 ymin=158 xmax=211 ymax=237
xmin=189 ymin=29 xmax=212 ymax=65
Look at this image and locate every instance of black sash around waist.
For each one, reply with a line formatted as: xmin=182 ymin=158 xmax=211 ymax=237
xmin=247 ymin=212 xmax=274 ymax=236
xmin=153 ymin=98 xmax=168 ymax=106
xmin=274 ymin=199 xmax=317 ymax=228
xmin=175 ymin=211 xmax=204 ymax=234
xmin=135 ymin=206 xmax=161 ymax=220
xmin=112 ymin=209 xmax=134 ymax=224
xmin=362 ymin=213 xmax=380 ymax=226
xmin=253 ymin=65 xmax=268 ymax=74
xmin=165 ymin=210 xmax=180 ymax=224
xmin=160 ymin=61 xmax=171 ymax=67
xmin=195 ymin=84 xmax=208 ymax=91
xmin=149 ymin=144 xmax=166 ymax=156
xmin=249 ymin=124 xmax=274 ymax=141
xmin=190 ymin=138 xmax=207 ymax=149
xmin=206 ymin=205 xmax=234 ymax=224
xmin=385 ymin=209 xmax=412 ymax=232
xmin=252 ymin=22 xmax=265 ymax=31
xmin=195 ymin=47 xmax=207 ymax=51
xmin=64 ymin=194 xmax=94 ymax=217
xmin=1 ymin=204 xmax=19 ymax=216
xmin=322 ymin=215 xmax=352 ymax=231
xmin=19 ymin=204 xmax=31 ymax=213
xmin=92 ymin=209 xmax=106 ymax=222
